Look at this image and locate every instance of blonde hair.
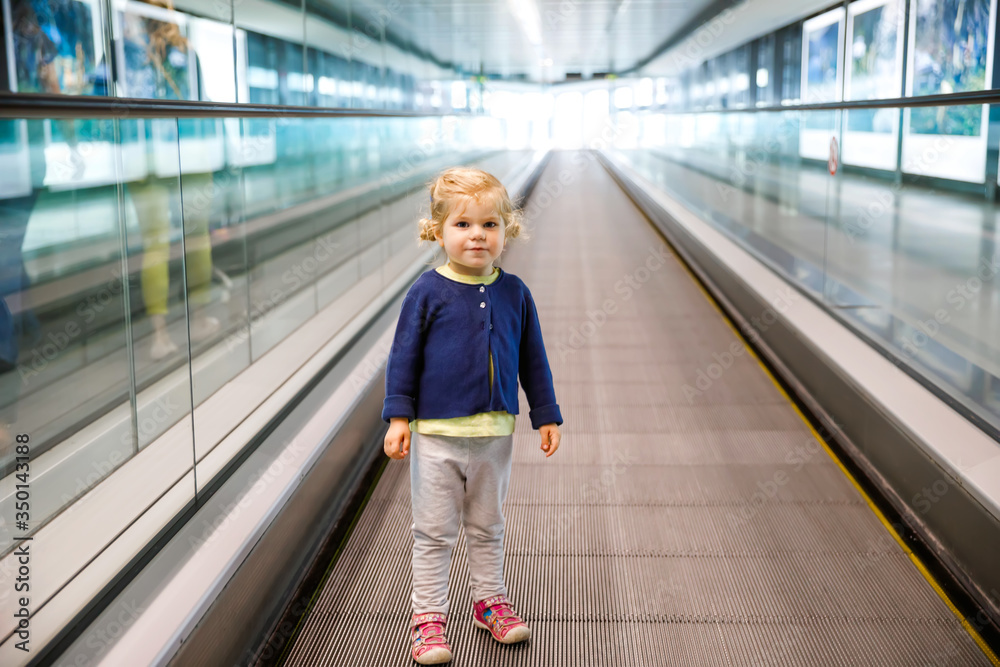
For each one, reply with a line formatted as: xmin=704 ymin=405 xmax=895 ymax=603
xmin=418 ymin=167 xmax=526 ymax=244
xmin=139 ymin=0 xmax=190 ymax=99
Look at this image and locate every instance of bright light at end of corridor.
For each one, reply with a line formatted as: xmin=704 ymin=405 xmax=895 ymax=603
xmin=451 ymin=81 xmax=467 ymax=109
xmin=507 ymin=0 xmax=543 ymax=45
xmin=614 ymin=86 xmax=633 ymax=109
xmin=635 ymin=78 xmax=653 ymax=107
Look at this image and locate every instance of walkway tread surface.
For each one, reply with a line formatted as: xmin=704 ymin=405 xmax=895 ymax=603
xmin=282 ymin=151 xmax=990 ymax=666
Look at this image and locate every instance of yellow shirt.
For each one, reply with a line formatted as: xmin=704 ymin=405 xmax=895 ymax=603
xmin=409 ymin=264 xmax=516 ymax=437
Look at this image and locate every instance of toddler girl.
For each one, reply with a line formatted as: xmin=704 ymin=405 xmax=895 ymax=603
xmin=382 ymin=167 xmax=562 ymax=665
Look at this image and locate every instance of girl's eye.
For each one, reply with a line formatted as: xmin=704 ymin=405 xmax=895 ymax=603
xmin=485 ymin=222 xmax=497 ymax=228
xmin=456 ymin=221 xmax=468 ymax=227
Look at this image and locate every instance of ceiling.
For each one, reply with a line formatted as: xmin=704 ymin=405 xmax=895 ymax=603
xmin=321 ymin=0 xmax=724 ymax=81
xmin=639 ymin=0 xmax=837 ymax=76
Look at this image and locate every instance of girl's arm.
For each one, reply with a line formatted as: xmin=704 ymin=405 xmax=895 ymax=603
xmin=518 ymin=289 xmax=563 ymax=430
xmin=382 ymin=292 xmax=428 ymax=422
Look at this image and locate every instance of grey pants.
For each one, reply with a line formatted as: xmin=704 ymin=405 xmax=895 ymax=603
xmin=410 ymin=431 xmax=514 ymax=616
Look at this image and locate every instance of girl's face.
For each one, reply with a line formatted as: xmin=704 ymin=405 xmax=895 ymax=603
xmin=435 ymin=196 xmax=505 ymax=276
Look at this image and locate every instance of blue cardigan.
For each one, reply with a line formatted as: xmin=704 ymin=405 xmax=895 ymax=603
xmin=382 ymin=267 xmax=563 ymax=430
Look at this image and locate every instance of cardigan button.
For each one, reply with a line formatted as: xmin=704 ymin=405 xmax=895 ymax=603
xmin=480 ymin=302 xmax=485 ymax=308
xmin=490 ymin=324 xmax=493 ymax=330
xmin=479 ymin=286 xmax=485 ymax=292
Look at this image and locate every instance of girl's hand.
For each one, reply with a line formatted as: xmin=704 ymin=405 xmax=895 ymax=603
xmin=384 ymin=418 xmax=411 ymax=459
xmin=539 ymin=424 xmax=561 ymax=457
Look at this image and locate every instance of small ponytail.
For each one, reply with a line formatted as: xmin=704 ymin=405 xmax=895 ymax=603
xmin=417 ymin=217 xmax=438 ymax=242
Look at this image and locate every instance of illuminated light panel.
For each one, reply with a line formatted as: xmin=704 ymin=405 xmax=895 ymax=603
xmin=507 ymin=0 xmax=542 ymax=45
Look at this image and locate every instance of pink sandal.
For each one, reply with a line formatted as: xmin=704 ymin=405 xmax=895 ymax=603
xmin=472 ymin=594 xmax=531 ymax=644
xmin=410 ymin=612 xmax=452 ymax=664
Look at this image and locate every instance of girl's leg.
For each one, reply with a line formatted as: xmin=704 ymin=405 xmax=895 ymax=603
xmin=132 ymin=180 xmax=171 ymax=319
xmin=462 ymin=434 xmax=514 ymax=602
xmin=180 ymin=172 xmax=219 ymax=341
xmin=410 ymin=432 xmax=466 ymax=616
xmin=180 ymin=172 xmax=214 ymax=310
xmin=131 ymin=180 xmax=177 ymax=360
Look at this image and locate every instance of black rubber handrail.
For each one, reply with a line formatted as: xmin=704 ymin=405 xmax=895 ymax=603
xmin=0 ymin=92 xmax=476 ymax=119
xmin=650 ymin=88 xmax=1000 ymax=113
xmin=4 ymin=88 xmax=1000 ymax=119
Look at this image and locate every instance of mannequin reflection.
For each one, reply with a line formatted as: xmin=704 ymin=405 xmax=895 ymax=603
xmin=123 ymin=0 xmax=219 ymax=359
xmin=132 ymin=173 xmax=218 ymax=360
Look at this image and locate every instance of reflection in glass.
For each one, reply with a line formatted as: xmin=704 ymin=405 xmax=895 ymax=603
xmin=903 ymin=0 xmax=994 ymax=182
xmin=908 ymin=0 xmax=992 ymax=135
xmin=755 ymin=34 xmax=775 ymax=107
xmin=113 ymin=4 xmax=224 ymax=371
xmin=0 ymin=117 xmax=136 ymax=554
xmin=843 ymin=0 xmax=903 ymax=170
xmin=780 ymin=27 xmax=802 ymax=103
xmin=117 ymin=0 xmax=201 ymax=100
xmin=802 ymin=9 xmax=844 ymax=104
xmin=0 ymin=0 xmax=529 ymax=574
xmin=120 ymin=117 xmax=197 ymax=456
xmin=0 ymin=121 xmax=37 ymax=464
xmin=178 ymin=132 xmax=251 ymax=461
xmin=801 ymin=9 xmax=844 ymax=161
xmin=8 ymin=0 xmax=105 ymax=95
xmin=847 ymin=0 xmax=901 ymax=101
xmin=613 ymin=100 xmax=1000 ymax=435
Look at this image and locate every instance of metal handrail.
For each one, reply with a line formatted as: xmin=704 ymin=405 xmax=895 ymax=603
xmin=4 ymin=87 xmax=1000 ymax=119
xmin=644 ymin=88 xmax=1000 ymax=114
xmin=0 ymin=92 xmax=476 ymax=119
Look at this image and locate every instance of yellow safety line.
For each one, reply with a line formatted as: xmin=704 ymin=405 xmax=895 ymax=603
xmin=662 ymin=230 xmax=1000 ymax=665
